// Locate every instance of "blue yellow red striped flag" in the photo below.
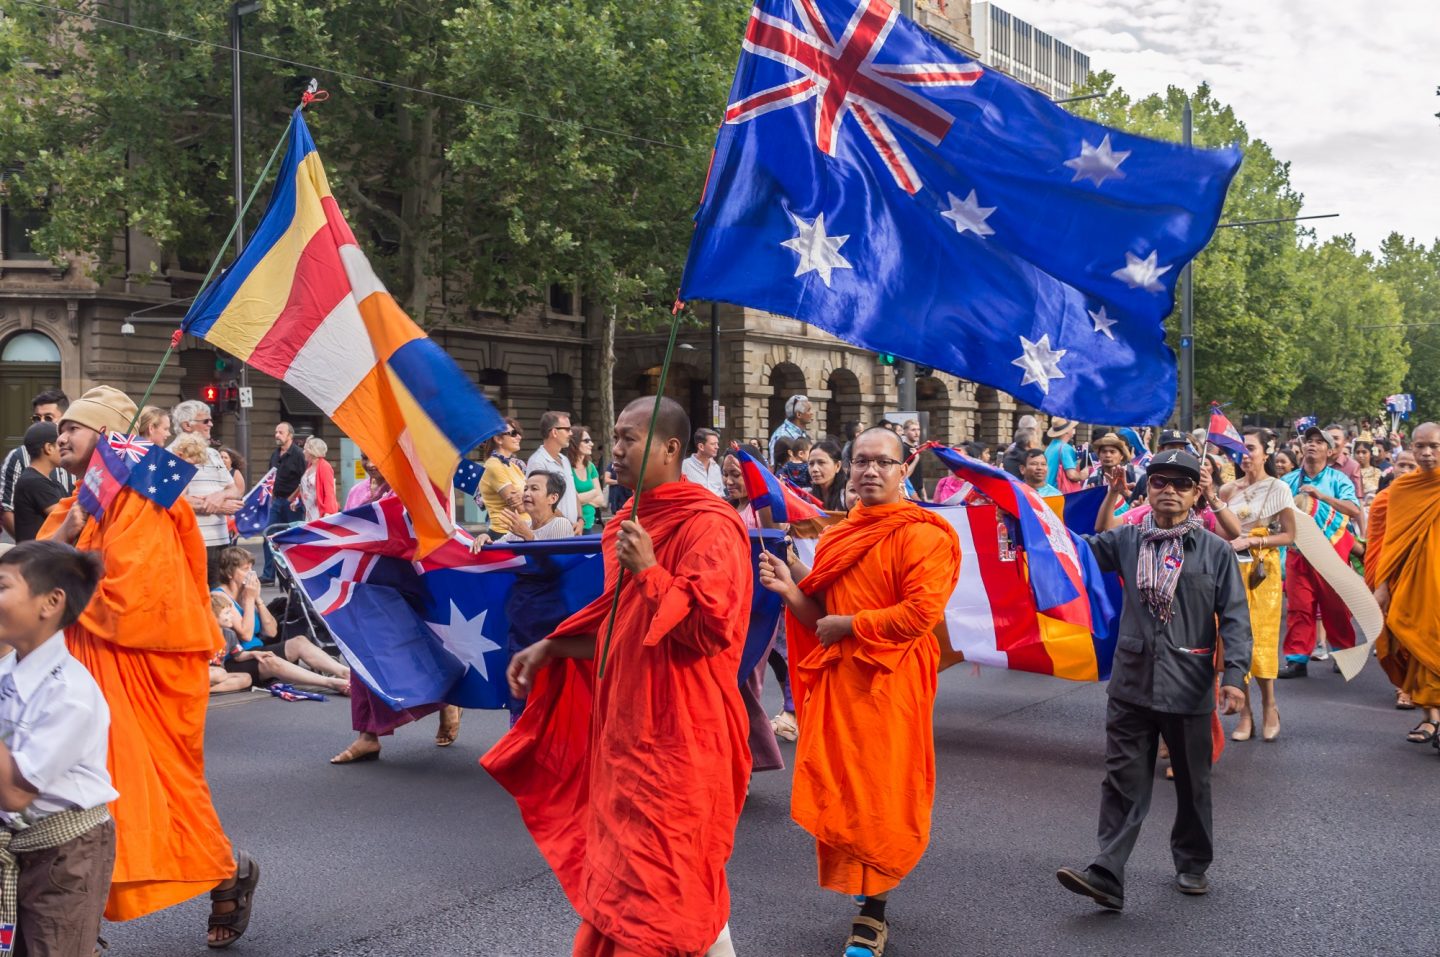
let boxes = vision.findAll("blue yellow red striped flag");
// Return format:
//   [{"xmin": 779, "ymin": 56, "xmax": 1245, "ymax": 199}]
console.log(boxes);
[{"xmin": 182, "ymin": 109, "xmax": 504, "ymax": 555}]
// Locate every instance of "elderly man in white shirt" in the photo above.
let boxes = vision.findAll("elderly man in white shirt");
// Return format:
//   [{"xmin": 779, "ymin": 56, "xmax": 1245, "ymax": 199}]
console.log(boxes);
[
  {"xmin": 682, "ymin": 428, "xmax": 725, "ymax": 497},
  {"xmin": 170, "ymin": 400, "xmax": 243, "ymax": 585}
]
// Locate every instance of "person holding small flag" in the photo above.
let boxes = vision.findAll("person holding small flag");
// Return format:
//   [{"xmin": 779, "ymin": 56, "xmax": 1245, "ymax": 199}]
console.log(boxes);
[
  {"xmin": 39, "ymin": 385, "xmax": 260, "ymax": 947},
  {"xmin": 759, "ymin": 427, "xmax": 960, "ymax": 957},
  {"xmin": 1057, "ymin": 449, "xmax": 1251, "ymax": 911}
]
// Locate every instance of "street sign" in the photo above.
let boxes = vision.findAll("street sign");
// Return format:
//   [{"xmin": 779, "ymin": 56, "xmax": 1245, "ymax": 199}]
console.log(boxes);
[
  {"xmin": 713, "ymin": 402, "xmax": 726, "ymax": 429},
  {"xmin": 238, "ymin": 387, "xmax": 254, "ymax": 409}
]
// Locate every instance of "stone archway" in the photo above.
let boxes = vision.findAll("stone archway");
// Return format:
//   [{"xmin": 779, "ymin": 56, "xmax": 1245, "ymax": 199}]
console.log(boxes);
[
  {"xmin": 975, "ymin": 386, "xmax": 1007, "ymax": 445},
  {"xmin": 0, "ymin": 330, "xmax": 61, "ymax": 453},
  {"xmin": 916, "ymin": 375, "xmax": 949, "ymax": 446},
  {"xmin": 825, "ymin": 367, "xmax": 862, "ymax": 441},
  {"xmin": 622, "ymin": 360, "xmax": 708, "ymax": 434},
  {"xmin": 767, "ymin": 361, "xmax": 808, "ymax": 436}
]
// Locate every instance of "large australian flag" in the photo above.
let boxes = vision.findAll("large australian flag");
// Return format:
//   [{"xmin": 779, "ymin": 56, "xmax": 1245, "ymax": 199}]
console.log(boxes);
[{"xmin": 680, "ymin": 0, "xmax": 1242, "ymax": 424}]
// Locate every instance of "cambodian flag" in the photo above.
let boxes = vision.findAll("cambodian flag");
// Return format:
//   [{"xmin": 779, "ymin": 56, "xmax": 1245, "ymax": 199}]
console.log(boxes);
[
  {"xmin": 77, "ymin": 435, "xmax": 130, "ymax": 519},
  {"xmin": 733, "ymin": 445, "xmax": 823, "ymax": 524},
  {"xmin": 1207, "ymin": 404, "xmax": 1246, "ymax": 462}
]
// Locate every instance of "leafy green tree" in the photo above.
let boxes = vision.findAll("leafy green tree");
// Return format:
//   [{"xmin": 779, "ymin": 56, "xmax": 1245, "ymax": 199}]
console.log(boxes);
[{"xmin": 1377, "ymin": 234, "xmax": 1440, "ymax": 419}]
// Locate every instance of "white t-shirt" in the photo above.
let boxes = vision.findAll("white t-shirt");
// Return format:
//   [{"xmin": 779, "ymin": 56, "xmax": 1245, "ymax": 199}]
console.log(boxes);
[
  {"xmin": 0, "ymin": 633, "xmax": 118, "ymax": 826},
  {"xmin": 682, "ymin": 455, "xmax": 725, "ymax": 497},
  {"xmin": 525, "ymin": 446, "xmax": 579, "ymax": 524},
  {"xmin": 171, "ymin": 442, "xmax": 233, "ymax": 547}
]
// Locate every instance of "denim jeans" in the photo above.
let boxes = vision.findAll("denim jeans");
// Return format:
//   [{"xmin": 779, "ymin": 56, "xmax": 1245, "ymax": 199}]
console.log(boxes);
[{"xmin": 260, "ymin": 497, "xmax": 303, "ymax": 581}]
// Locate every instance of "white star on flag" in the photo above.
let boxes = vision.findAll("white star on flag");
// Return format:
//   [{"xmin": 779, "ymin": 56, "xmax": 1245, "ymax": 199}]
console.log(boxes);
[
  {"xmin": 781, "ymin": 211, "xmax": 852, "ymax": 287},
  {"xmin": 166, "ymin": 459, "xmax": 176, "ymax": 468},
  {"xmin": 1012, "ymin": 334, "xmax": 1067, "ymax": 395},
  {"xmin": 148, "ymin": 486, "xmax": 157, "ymax": 494},
  {"xmin": 1112, "ymin": 251, "xmax": 1173, "ymax": 293},
  {"xmin": 1064, "ymin": 134, "xmax": 1131, "ymax": 187},
  {"xmin": 147, "ymin": 463, "xmax": 157, "ymax": 472},
  {"xmin": 940, "ymin": 190, "xmax": 995, "ymax": 238},
  {"xmin": 429, "ymin": 602, "xmax": 501, "ymax": 680},
  {"xmin": 171, "ymin": 473, "xmax": 181, "ymax": 481},
  {"xmin": 1088, "ymin": 305, "xmax": 1118, "ymax": 340}
]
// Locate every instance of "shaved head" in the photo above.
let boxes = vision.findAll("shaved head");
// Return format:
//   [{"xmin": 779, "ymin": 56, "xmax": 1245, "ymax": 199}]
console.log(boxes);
[
  {"xmin": 1412, "ymin": 422, "xmax": 1440, "ymax": 472},
  {"xmin": 850, "ymin": 428, "xmax": 907, "ymax": 506},
  {"xmin": 856, "ymin": 426, "xmax": 904, "ymax": 460},
  {"xmin": 613, "ymin": 396, "xmax": 689, "ymax": 491}
]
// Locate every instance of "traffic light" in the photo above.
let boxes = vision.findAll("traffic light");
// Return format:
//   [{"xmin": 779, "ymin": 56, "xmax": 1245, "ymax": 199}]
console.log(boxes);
[
  {"xmin": 201, "ymin": 383, "xmax": 219, "ymax": 404},
  {"xmin": 223, "ymin": 381, "xmax": 240, "ymax": 415},
  {"xmin": 877, "ymin": 353, "xmax": 897, "ymax": 366}
]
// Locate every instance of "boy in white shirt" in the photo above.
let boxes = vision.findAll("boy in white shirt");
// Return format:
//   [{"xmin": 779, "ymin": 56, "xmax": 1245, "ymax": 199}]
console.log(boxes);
[{"xmin": 0, "ymin": 539, "xmax": 117, "ymax": 956}]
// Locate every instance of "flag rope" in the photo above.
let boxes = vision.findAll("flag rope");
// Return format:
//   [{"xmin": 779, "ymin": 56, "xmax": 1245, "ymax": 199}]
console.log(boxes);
[
  {"xmin": 596, "ymin": 300, "xmax": 686, "ymax": 679},
  {"xmin": 123, "ymin": 110, "xmax": 297, "ymax": 433}
]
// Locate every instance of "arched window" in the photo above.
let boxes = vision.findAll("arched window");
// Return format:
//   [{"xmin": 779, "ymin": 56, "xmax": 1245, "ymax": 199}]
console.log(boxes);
[{"xmin": 0, "ymin": 331, "xmax": 61, "ymax": 363}]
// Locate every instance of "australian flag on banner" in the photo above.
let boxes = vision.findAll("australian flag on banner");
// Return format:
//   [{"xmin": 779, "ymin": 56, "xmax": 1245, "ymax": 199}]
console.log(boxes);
[
  {"xmin": 78, "ymin": 433, "xmax": 198, "ymax": 517},
  {"xmin": 273, "ymin": 497, "xmax": 786, "ymax": 709},
  {"xmin": 680, "ymin": 0, "xmax": 1241, "ymax": 425},
  {"xmin": 235, "ymin": 468, "xmax": 277, "ymax": 536}
]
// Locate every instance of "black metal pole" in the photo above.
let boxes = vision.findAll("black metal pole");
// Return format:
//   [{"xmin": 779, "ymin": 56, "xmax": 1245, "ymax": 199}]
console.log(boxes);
[
  {"xmin": 1178, "ymin": 99, "xmax": 1195, "ymax": 434},
  {"xmin": 231, "ymin": 3, "xmax": 255, "ymax": 461}
]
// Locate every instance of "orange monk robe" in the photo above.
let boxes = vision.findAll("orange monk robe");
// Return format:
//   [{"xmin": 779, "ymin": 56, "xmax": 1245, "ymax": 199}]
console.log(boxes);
[
  {"xmin": 40, "ymin": 488, "xmax": 235, "ymax": 921},
  {"xmin": 787, "ymin": 500, "xmax": 960, "ymax": 897},
  {"xmin": 483, "ymin": 482, "xmax": 753, "ymax": 957},
  {"xmin": 1370, "ymin": 470, "xmax": 1440, "ymax": 706}
]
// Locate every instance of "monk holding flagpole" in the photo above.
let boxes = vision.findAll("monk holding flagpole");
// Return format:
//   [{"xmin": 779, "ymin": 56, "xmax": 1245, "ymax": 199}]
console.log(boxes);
[
  {"xmin": 482, "ymin": 396, "xmax": 753, "ymax": 957},
  {"xmin": 759, "ymin": 427, "xmax": 960, "ymax": 957}
]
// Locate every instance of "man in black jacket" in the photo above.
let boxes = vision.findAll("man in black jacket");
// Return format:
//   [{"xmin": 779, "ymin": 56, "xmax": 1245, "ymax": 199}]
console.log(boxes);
[
  {"xmin": 1057, "ymin": 449, "xmax": 1251, "ymax": 910},
  {"xmin": 259, "ymin": 421, "xmax": 308, "ymax": 584}
]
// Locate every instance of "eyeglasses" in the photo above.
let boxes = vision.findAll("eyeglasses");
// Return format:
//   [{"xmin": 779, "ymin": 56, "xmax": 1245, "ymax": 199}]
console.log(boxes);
[
  {"xmin": 30, "ymin": 413, "xmax": 56, "ymax": 423},
  {"xmin": 503, "ymin": 429, "xmax": 523, "ymax": 438},
  {"xmin": 580, "ymin": 436, "xmax": 593, "ymax": 443},
  {"xmin": 553, "ymin": 426, "xmax": 572, "ymax": 434},
  {"xmin": 196, "ymin": 418, "xmax": 213, "ymax": 425},
  {"xmin": 851, "ymin": 456, "xmax": 905, "ymax": 473},
  {"xmin": 1148, "ymin": 474, "xmax": 1197, "ymax": 492}
]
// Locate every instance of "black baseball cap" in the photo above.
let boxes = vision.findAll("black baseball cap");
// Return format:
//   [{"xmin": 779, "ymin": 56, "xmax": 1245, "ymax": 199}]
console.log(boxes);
[
  {"xmin": 1146, "ymin": 449, "xmax": 1202, "ymax": 481},
  {"xmin": 1157, "ymin": 429, "xmax": 1189, "ymax": 449}
]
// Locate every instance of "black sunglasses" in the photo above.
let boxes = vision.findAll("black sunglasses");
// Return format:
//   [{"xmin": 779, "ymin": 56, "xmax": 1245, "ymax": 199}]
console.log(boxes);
[
  {"xmin": 1148, "ymin": 474, "xmax": 1197, "ymax": 492},
  {"xmin": 503, "ymin": 429, "xmax": 523, "ymax": 438}
]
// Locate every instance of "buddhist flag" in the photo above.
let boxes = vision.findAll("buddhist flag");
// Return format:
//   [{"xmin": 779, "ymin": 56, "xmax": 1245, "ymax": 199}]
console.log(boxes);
[{"xmin": 183, "ymin": 108, "xmax": 504, "ymax": 556}]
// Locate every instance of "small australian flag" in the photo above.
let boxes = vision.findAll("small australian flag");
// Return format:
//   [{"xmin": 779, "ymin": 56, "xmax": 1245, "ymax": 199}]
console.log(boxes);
[
  {"xmin": 128, "ymin": 447, "xmax": 198, "ymax": 509},
  {"xmin": 454, "ymin": 458, "xmax": 484, "ymax": 497}
]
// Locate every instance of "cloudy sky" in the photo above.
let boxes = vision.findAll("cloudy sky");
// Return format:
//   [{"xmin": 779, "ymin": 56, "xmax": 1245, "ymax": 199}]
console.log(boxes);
[{"xmin": 989, "ymin": 0, "xmax": 1439, "ymax": 252}]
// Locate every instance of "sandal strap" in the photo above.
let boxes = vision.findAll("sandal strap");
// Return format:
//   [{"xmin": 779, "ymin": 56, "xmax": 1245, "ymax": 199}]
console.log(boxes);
[{"xmin": 851, "ymin": 917, "xmax": 886, "ymax": 934}]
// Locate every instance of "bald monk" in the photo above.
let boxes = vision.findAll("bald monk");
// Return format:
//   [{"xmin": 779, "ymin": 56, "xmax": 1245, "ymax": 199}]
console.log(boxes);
[
  {"xmin": 759, "ymin": 427, "xmax": 960, "ymax": 957},
  {"xmin": 482, "ymin": 396, "xmax": 753, "ymax": 957},
  {"xmin": 1365, "ymin": 449, "xmax": 1418, "ymax": 709},
  {"xmin": 41, "ymin": 386, "xmax": 258, "ymax": 947},
  {"xmin": 1371, "ymin": 425, "xmax": 1440, "ymax": 744}
]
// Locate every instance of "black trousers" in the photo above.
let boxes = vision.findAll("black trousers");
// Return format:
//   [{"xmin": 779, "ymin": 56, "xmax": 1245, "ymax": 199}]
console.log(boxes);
[{"xmin": 1092, "ymin": 696, "xmax": 1214, "ymax": 885}]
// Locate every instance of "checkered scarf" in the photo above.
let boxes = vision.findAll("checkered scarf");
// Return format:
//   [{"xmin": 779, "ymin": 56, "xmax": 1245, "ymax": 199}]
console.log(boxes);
[
  {"xmin": 0, "ymin": 805, "xmax": 110, "ymax": 935},
  {"xmin": 1136, "ymin": 512, "xmax": 1202, "ymax": 623}
]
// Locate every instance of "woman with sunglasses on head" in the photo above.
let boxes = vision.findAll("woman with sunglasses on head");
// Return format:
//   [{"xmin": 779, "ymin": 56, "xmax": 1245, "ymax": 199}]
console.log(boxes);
[
  {"xmin": 565, "ymin": 426, "xmax": 605, "ymax": 533},
  {"xmin": 479, "ymin": 417, "xmax": 528, "ymax": 536},
  {"xmin": 1217, "ymin": 429, "xmax": 1296, "ymax": 741}
]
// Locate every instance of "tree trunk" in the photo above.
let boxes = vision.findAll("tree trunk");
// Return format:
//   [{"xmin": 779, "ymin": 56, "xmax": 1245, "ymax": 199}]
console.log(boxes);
[
  {"xmin": 599, "ymin": 300, "xmax": 616, "ymax": 443},
  {"xmin": 402, "ymin": 107, "xmax": 437, "ymax": 322}
]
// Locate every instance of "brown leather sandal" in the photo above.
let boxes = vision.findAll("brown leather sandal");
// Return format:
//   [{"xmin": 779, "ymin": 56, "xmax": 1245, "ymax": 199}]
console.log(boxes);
[
  {"xmin": 330, "ymin": 743, "xmax": 380, "ymax": 764},
  {"xmin": 844, "ymin": 916, "xmax": 888, "ymax": 956},
  {"xmin": 208, "ymin": 851, "xmax": 260, "ymax": 948}
]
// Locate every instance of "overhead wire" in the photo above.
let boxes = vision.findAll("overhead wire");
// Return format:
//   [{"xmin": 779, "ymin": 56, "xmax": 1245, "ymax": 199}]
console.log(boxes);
[{"xmin": 5, "ymin": 0, "xmax": 703, "ymax": 152}]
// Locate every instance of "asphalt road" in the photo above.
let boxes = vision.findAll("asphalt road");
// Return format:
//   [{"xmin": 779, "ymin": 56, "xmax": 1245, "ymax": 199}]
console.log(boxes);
[{"xmin": 104, "ymin": 657, "xmax": 1440, "ymax": 957}]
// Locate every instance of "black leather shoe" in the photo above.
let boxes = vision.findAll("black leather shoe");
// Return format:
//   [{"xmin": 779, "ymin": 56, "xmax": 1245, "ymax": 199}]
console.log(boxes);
[
  {"xmin": 1277, "ymin": 659, "xmax": 1308, "ymax": 679},
  {"xmin": 1057, "ymin": 866, "xmax": 1124, "ymax": 910},
  {"xmin": 1176, "ymin": 872, "xmax": 1209, "ymax": 895}
]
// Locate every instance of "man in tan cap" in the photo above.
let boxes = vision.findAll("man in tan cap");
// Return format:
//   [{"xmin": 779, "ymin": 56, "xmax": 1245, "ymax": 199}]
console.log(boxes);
[
  {"xmin": 1045, "ymin": 418, "xmax": 1084, "ymax": 492},
  {"xmin": 41, "ymin": 386, "xmax": 260, "ymax": 947}
]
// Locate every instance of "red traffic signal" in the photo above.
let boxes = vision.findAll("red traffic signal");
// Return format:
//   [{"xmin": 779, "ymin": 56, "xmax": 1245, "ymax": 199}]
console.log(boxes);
[{"xmin": 202, "ymin": 384, "xmax": 219, "ymax": 403}]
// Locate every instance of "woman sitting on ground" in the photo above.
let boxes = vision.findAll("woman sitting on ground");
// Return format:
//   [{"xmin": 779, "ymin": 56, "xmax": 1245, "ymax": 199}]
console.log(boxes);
[{"xmin": 212, "ymin": 545, "xmax": 350, "ymax": 694}]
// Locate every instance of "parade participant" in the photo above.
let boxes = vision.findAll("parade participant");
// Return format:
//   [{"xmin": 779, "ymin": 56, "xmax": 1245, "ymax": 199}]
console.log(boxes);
[
  {"xmin": 1370, "ymin": 423, "xmax": 1440, "ymax": 745},
  {"xmin": 682, "ymin": 428, "xmax": 725, "ymax": 497},
  {"xmin": 1354, "ymin": 442, "xmax": 1382, "ymax": 501},
  {"xmin": 776, "ymin": 435, "xmax": 814, "ymax": 489},
  {"xmin": 344, "ymin": 451, "xmax": 390, "ymax": 510},
  {"xmin": 478, "ymin": 417, "xmax": 527, "ymax": 534},
  {"xmin": 40, "ymin": 385, "xmax": 259, "ymax": 946},
  {"xmin": 1001, "ymin": 427, "xmax": 1038, "ymax": 478},
  {"xmin": 0, "ymin": 541, "xmax": 117, "ymax": 956},
  {"xmin": 1218, "ymin": 429, "xmax": 1296, "ymax": 741},
  {"xmin": 1085, "ymin": 432, "xmax": 1140, "ymax": 490},
  {"xmin": 1278, "ymin": 426, "xmax": 1362, "ymax": 678},
  {"xmin": 1325, "ymin": 424, "xmax": 1364, "ymax": 490},
  {"xmin": 527, "ymin": 411, "xmax": 582, "ymax": 531},
  {"xmin": 769, "ymin": 394, "xmax": 813, "ymax": 466},
  {"xmin": 485, "ymin": 396, "xmax": 753, "ymax": 957},
  {"xmin": 808, "ymin": 439, "xmax": 850, "ymax": 511},
  {"xmin": 10, "ymin": 422, "xmax": 64, "ymax": 543},
  {"xmin": 1022, "ymin": 448, "xmax": 1062, "ymax": 496},
  {"xmin": 1044, "ymin": 418, "xmax": 1084, "ymax": 491},
  {"xmin": 759, "ymin": 427, "xmax": 961, "ymax": 957},
  {"xmin": 1379, "ymin": 448, "xmax": 1417, "ymax": 492},
  {"xmin": 1, "ymin": 389, "xmax": 71, "ymax": 541},
  {"xmin": 1272, "ymin": 448, "xmax": 1298, "ymax": 479},
  {"xmin": 1057, "ymin": 450, "xmax": 1251, "ymax": 911}
]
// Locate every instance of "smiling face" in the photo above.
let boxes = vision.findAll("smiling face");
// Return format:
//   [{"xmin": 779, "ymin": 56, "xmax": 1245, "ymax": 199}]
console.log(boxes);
[
  {"xmin": 849, "ymin": 431, "xmax": 905, "ymax": 506},
  {"xmin": 1022, "ymin": 451, "xmax": 1048, "ymax": 486},
  {"xmin": 521, "ymin": 473, "xmax": 559, "ymax": 520},
  {"xmin": 0, "ymin": 564, "xmax": 63, "ymax": 645},
  {"xmin": 55, "ymin": 421, "xmax": 100, "ymax": 477},
  {"xmin": 721, "ymin": 454, "xmax": 746, "ymax": 504}
]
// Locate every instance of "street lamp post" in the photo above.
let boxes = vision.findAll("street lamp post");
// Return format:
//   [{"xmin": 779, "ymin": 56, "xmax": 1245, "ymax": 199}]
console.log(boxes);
[
  {"xmin": 1178, "ymin": 99, "xmax": 1195, "ymax": 434},
  {"xmin": 231, "ymin": 1, "xmax": 260, "ymax": 463},
  {"xmin": 710, "ymin": 302, "xmax": 721, "ymax": 429},
  {"xmin": 895, "ymin": 0, "xmax": 918, "ymax": 416}
]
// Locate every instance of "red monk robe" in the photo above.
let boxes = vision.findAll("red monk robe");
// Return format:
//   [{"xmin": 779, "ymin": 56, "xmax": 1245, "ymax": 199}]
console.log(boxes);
[
  {"xmin": 787, "ymin": 500, "xmax": 960, "ymax": 896},
  {"xmin": 41, "ymin": 487, "xmax": 236, "ymax": 920},
  {"xmin": 482, "ymin": 481, "xmax": 752, "ymax": 957}
]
